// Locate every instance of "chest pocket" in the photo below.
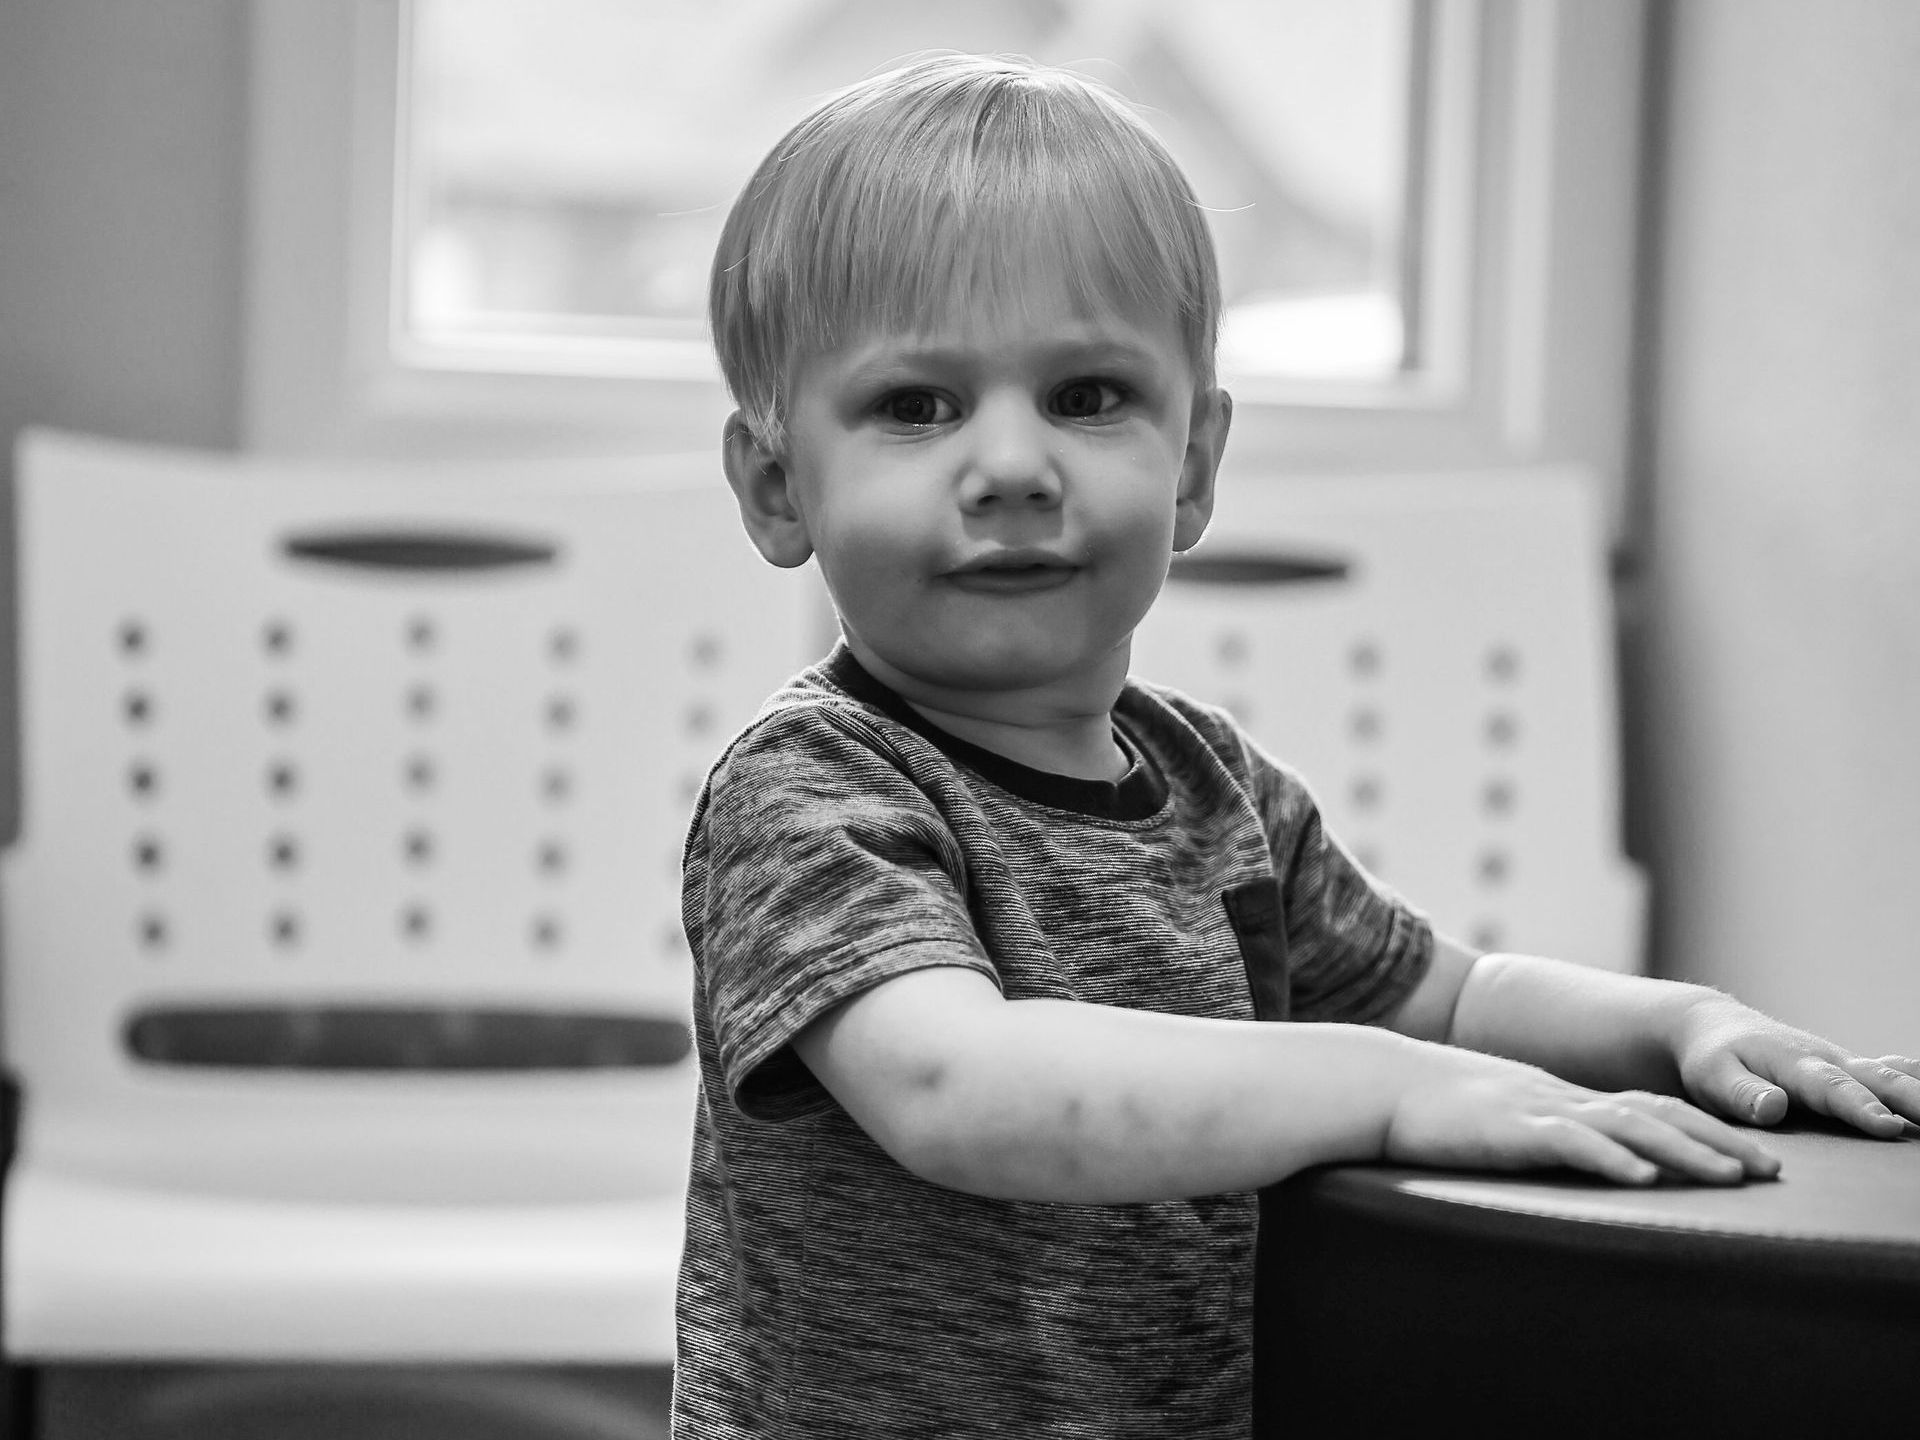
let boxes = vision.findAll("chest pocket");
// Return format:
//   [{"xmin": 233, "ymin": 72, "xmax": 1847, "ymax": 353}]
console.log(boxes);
[{"xmin": 1224, "ymin": 879, "xmax": 1290, "ymax": 1022}]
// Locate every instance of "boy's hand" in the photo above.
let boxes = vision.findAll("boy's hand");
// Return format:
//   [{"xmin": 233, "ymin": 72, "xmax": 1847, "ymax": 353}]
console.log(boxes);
[
  {"xmin": 1670, "ymin": 995, "xmax": 1920, "ymax": 1139},
  {"xmin": 1384, "ymin": 1050, "xmax": 1780, "ymax": 1185}
]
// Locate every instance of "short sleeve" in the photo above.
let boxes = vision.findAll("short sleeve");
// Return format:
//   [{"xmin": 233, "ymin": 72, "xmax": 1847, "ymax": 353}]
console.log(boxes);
[
  {"xmin": 688, "ymin": 703, "xmax": 998, "ymax": 1121},
  {"xmin": 1239, "ymin": 732, "xmax": 1434, "ymax": 1025}
]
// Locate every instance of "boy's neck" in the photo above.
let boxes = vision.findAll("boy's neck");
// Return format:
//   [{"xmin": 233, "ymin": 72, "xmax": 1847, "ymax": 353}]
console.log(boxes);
[
  {"xmin": 846, "ymin": 641, "xmax": 1131, "ymax": 783},
  {"xmin": 906, "ymin": 697, "xmax": 1128, "ymax": 783}
]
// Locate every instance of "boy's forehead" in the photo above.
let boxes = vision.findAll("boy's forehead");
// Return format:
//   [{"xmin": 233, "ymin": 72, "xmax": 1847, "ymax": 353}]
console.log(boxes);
[{"xmin": 832, "ymin": 246, "xmax": 1183, "ymax": 358}]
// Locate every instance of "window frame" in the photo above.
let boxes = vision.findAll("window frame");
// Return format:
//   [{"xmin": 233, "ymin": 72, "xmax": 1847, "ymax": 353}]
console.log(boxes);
[{"xmin": 245, "ymin": 0, "xmax": 1646, "ymax": 523}]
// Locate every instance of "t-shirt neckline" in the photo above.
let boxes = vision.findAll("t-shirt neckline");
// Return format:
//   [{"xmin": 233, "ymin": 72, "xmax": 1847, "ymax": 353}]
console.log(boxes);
[{"xmin": 820, "ymin": 645, "xmax": 1169, "ymax": 821}]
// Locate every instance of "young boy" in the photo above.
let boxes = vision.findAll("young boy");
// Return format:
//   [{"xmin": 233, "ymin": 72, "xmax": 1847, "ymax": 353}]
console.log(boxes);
[{"xmin": 675, "ymin": 53, "xmax": 1918, "ymax": 1437}]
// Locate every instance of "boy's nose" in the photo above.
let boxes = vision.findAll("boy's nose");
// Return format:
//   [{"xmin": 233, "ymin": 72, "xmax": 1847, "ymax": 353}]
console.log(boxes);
[{"xmin": 957, "ymin": 397, "xmax": 1061, "ymax": 512}]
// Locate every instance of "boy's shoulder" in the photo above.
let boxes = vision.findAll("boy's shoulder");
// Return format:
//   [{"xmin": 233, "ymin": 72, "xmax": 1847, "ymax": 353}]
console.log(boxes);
[
  {"xmin": 1119, "ymin": 672, "xmax": 1262, "ymax": 770},
  {"xmin": 724, "ymin": 649, "xmax": 921, "ymax": 759},
  {"xmin": 694, "ymin": 649, "xmax": 944, "ymax": 810},
  {"xmin": 1120, "ymin": 672, "xmax": 1239, "ymax": 737},
  {"xmin": 1120, "ymin": 673, "xmax": 1325, "ymax": 821}
]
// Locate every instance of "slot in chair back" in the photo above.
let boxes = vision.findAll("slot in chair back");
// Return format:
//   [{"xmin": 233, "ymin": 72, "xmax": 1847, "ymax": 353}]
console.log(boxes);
[
  {"xmin": 1133, "ymin": 467, "xmax": 1645, "ymax": 972},
  {"xmin": 1, "ymin": 430, "xmax": 816, "ymax": 1363}
]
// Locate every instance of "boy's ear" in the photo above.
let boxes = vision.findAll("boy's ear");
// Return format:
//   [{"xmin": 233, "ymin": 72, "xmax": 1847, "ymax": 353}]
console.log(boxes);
[
  {"xmin": 722, "ymin": 413, "xmax": 815, "ymax": 569},
  {"xmin": 1173, "ymin": 387, "xmax": 1232, "ymax": 553}
]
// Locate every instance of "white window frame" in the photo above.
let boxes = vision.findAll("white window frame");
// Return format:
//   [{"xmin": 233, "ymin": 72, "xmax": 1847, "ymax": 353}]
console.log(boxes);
[{"xmin": 244, "ymin": 0, "xmax": 1646, "ymax": 524}]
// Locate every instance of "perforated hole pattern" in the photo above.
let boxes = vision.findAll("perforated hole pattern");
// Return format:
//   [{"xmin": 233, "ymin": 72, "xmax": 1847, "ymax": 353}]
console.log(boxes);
[
  {"xmin": 113, "ymin": 611, "xmax": 631, "ymax": 964},
  {"xmin": 1187, "ymin": 626, "xmax": 1541, "ymax": 948},
  {"xmin": 1472, "ymin": 641, "xmax": 1526, "ymax": 949}
]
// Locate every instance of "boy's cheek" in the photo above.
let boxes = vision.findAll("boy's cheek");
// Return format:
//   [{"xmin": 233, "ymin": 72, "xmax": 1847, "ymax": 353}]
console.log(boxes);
[{"xmin": 809, "ymin": 535, "xmax": 912, "ymax": 612}]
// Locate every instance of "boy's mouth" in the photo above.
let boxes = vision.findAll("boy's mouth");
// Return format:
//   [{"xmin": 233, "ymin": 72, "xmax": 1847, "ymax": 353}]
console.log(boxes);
[{"xmin": 945, "ymin": 550, "xmax": 1081, "ymax": 594}]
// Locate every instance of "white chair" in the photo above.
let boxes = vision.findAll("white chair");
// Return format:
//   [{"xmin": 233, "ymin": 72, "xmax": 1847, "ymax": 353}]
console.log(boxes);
[
  {"xmin": 0, "ymin": 429, "xmax": 817, "ymax": 1372},
  {"xmin": 1133, "ymin": 466, "xmax": 1645, "ymax": 973}
]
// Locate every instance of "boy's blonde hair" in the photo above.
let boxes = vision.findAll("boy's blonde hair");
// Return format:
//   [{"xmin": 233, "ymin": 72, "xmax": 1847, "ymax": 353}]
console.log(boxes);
[{"xmin": 709, "ymin": 53, "xmax": 1221, "ymax": 455}]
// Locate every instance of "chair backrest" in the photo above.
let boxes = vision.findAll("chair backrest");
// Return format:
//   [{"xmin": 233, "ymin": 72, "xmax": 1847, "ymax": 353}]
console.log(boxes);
[
  {"xmin": 1132, "ymin": 466, "xmax": 1645, "ymax": 972},
  {"xmin": 2, "ymin": 428, "xmax": 818, "ymax": 1206}
]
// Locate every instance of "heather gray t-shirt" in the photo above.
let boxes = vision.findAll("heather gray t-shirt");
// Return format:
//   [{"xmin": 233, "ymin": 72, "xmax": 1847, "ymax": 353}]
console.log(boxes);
[{"xmin": 672, "ymin": 645, "xmax": 1432, "ymax": 1438}]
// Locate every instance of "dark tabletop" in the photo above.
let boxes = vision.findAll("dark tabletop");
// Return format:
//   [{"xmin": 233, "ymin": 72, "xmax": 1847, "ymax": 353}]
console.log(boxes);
[{"xmin": 1256, "ymin": 1118, "xmax": 1919, "ymax": 1434}]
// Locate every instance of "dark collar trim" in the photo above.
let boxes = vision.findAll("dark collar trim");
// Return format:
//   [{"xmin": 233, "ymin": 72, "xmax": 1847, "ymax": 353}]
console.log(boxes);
[{"xmin": 820, "ymin": 645, "xmax": 1168, "ymax": 822}]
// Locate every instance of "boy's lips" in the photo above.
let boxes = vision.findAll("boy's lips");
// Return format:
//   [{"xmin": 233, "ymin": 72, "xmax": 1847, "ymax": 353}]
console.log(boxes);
[{"xmin": 944, "ymin": 549, "xmax": 1082, "ymax": 594}]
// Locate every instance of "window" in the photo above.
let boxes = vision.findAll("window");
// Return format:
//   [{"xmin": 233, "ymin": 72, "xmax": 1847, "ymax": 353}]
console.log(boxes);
[
  {"xmin": 246, "ymin": 0, "xmax": 1646, "ymax": 519},
  {"xmin": 400, "ymin": 0, "xmax": 1420, "ymax": 389}
]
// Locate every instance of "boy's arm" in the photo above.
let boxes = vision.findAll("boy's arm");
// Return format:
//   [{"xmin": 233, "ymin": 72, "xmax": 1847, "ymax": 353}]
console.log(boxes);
[
  {"xmin": 791, "ymin": 963, "xmax": 1777, "ymax": 1204},
  {"xmin": 1384, "ymin": 937, "xmax": 1920, "ymax": 1138}
]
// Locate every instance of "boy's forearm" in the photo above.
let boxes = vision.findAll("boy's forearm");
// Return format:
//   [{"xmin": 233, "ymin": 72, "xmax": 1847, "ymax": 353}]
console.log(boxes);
[
  {"xmin": 1447, "ymin": 951, "xmax": 1717, "ymax": 1093},
  {"xmin": 904, "ymin": 999, "xmax": 1437, "ymax": 1202}
]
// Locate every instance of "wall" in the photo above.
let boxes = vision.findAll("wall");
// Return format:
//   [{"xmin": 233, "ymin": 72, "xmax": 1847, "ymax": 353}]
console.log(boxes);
[
  {"xmin": 0, "ymin": 0, "xmax": 251, "ymax": 841},
  {"xmin": 1640, "ymin": 0, "xmax": 1920, "ymax": 1053}
]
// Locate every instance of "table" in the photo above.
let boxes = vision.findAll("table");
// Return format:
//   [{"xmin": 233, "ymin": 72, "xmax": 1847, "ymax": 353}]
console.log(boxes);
[{"xmin": 1256, "ymin": 1117, "xmax": 1919, "ymax": 1433}]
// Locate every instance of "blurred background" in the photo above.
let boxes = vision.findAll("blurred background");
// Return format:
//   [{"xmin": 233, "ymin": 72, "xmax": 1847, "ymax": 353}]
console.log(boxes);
[
  {"xmin": 1, "ymin": 0, "xmax": 1918, "ymax": 1429},
  {"xmin": 4, "ymin": 0, "xmax": 1911, "ymax": 1048}
]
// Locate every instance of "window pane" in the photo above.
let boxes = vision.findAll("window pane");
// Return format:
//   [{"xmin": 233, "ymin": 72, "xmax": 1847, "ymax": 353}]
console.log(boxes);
[{"xmin": 402, "ymin": 0, "xmax": 1417, "ymax": 382}]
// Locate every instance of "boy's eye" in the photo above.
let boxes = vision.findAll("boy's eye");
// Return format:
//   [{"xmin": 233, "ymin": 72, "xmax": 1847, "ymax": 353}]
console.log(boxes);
[
  {"xmin": 1051, "ymin": 379, "xmax": 1126, "ymax": 419},
  {"xmin": 878, "ymin": 390, "xmax": 954, "ymax": 427}
]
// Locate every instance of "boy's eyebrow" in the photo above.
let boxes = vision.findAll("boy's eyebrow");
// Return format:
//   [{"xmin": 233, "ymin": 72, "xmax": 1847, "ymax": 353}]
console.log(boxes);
[{"xmin": 842, "ymin": 336, "xmax": 1171, "ymax": 381}]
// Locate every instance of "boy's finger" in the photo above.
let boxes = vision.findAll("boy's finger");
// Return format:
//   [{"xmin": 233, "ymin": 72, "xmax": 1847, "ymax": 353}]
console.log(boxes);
[
  {"xmin": 1622, "ymin": 1094, "xmax": 1781, "ymax": 1177},
  {"xmin": 1849, "ymin": 1055, "xmax": 1920, "ymax": 1126},
  {"xmin": 1686, "ymin": 1051, "xmax": 1788, "ymax": 1126},
  {"xmin": 1532, "ymin": 1116, "xmax": 1658, "ymax": 1187},
  {"xmin": 1784, "ymin": 1056, "xmax": 1910, "ymax": 1137},
  {"xmin": 1597, "ymin": 1106, "xmax": 1748, "ymax": 1184}
]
